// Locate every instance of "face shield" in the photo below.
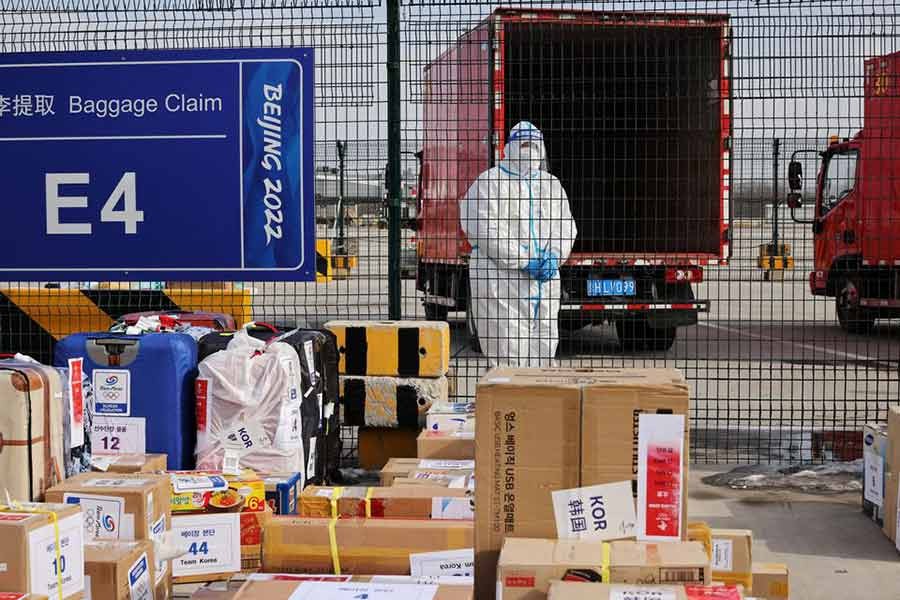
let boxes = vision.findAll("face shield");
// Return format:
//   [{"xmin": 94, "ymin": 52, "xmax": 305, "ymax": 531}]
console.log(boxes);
[{"xmin": 504, "ymin": 122, "xmax": 547, "ymax": 176}]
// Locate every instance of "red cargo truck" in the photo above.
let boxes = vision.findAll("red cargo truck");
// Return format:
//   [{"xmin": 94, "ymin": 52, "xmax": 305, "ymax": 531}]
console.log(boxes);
[
  {"xmin": 416, "ymin": 8, "xmax": 732, "ymax": 351},
  {"xmin": 787, "ymin": 51, "xmax": 900, "ymax": 333}
]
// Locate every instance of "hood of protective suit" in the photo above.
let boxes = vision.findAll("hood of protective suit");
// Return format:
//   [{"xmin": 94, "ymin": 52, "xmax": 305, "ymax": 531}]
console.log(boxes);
[{"xmin": 502, "ymin": 121, "xmax": 546, "ymax": 177}]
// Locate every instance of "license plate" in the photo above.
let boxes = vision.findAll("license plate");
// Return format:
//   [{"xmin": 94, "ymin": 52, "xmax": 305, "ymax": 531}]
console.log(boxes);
[{"xmin": 587, "ymin": 278, "xmax": 636, "ymax": 297}]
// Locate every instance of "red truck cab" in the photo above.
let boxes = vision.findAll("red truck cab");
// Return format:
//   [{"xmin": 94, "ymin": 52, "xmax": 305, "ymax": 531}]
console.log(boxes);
[{"xmin": 788, "ymin": 51, "xmax": 900, "ymax": 332}]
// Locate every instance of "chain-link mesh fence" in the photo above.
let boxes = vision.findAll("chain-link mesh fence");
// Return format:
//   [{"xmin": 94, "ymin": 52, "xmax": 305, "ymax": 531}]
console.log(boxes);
[{"xmin": 1, "ymin": 0, "xmax": 898, "ymax": 464}]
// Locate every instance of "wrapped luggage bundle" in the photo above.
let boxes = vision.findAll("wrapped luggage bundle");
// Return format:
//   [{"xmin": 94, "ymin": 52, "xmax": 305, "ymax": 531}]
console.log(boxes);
[{"xmin": 195, "ymin": 329, "xmax": 306, "ymax": 474}]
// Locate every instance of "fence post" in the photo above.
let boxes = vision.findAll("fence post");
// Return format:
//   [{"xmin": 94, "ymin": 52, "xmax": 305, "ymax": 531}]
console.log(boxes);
[{"xmin": 386, "ymin": 0, "xmax": 403, "ymax": 320}]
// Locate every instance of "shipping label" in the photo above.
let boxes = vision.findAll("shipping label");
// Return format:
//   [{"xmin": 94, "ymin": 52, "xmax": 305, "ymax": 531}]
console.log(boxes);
[
  {"xmin": 637, "ymin": 414, "xmax": 685, "ymax": 541},
  {"xmin": 84, "ymin": 477, "xmax": 151, "ymax": 488},
  {"xmin": 430, "ymin": 497, "xmax": 474, "ymax": 521},
  {"xmin": 711, "ymin": 539, "xmax": 733, "ymax": 572},
  {"xmin": 91, "ymin": 416, "xmax": 146, "ymax": 454},
  {"xmin": 27, "ymin": 513, "xmax": 84, "ymax": 599},
  {"xmin": 409, "ymin": 548, "xmax": 474, "ymax": 577},
  {"xmin": 67, "ymin": 358, "xmax": 85, "ymax": 448},
  {"xmin": 684, "ymin": 585, "xmax": 743, "ymax": 599},
  {"xmin": 128, "ymin": 552, "xmax": 153, "ymax": 600},
  {"xmin": 170, "ymin": 474, "xmax": 228, "ymax": 494},
  {"xmin": 92, "ymin": 369, "xmax": 131, "ymax": 415},
  {"xmin": 369, "ymin": 576, "xmax": 473, "ymax": 586},
  {"xmin": 552, "ymin": 481, "xmax": 636, "ymax": 541},
  {"xmin": 417, "ymin": 459, "xmax": 474, "ymax": 470},
  {"xmin": 63, "ymin": 493, "xmax": 124, "ymax": 540},
  {"xmin": 171, "ymin": 513, "xmax": 241, "ymax": 577},
  {"xmin": 610, "ymin": 587, "xmax": 678, "ymax": 600},
  {"xmin": 151, "ymin": 514, "xmax": 169, "ymax": 582},
  {"xmin": 288, "ymin": 582, "xmax": 439, "ymax": 600}
]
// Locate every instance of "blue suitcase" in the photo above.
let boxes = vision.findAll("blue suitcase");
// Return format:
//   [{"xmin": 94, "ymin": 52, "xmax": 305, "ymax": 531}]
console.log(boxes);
[{"xmin": 54, "ymin": 332, "xmax": 198, "ymax": 470}]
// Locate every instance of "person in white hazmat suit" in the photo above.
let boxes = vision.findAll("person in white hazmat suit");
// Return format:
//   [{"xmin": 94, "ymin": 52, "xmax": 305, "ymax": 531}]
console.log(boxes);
[{"xmin": 460, "ymin": 121, "xmax": 577, "ymax": 367}]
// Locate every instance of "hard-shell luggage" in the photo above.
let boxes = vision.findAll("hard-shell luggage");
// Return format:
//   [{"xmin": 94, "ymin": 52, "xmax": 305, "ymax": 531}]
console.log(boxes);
[
  {"xmin": 324, "ymin": 320, "xmax": 451, "ymax": 378},
  {"xmin": 118, "ymin": 310, "xmax": 236, "ymax": 331},
  {"xmin": 197, "ymin": 323, "xmax": 341, "ymax": 483},
  {"xmin": 0, "ymin": 360, "xmax": 66, "ymax": 500},
  {"xmin": 54, "ymin": 332, "xmax": 198, "ymax": 470}
]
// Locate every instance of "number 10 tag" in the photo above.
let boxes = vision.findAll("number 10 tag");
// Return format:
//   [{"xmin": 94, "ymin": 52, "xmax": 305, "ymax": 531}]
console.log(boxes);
[{"xmin": 91, "ymin": 416, "xmax": 147, "ymax": 454}]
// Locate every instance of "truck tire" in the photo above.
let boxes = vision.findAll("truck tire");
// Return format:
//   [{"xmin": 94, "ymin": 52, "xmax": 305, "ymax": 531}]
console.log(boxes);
[
  {"xmin": 424, "ymin": 303, "xmax": 449, "ymax": 322},
  {"xmin": 836, "ymin": 277, "xmax": 875, "ymax": 334},
  {"xmin": 616, "ymin": 318, "xmax": 677, "ymax": 352}
]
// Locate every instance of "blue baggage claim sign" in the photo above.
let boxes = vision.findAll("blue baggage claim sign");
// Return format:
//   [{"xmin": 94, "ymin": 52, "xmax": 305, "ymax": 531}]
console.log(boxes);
[{"xmin": 0, "ymin": 48, "xmax": 315, "ymax": 281}]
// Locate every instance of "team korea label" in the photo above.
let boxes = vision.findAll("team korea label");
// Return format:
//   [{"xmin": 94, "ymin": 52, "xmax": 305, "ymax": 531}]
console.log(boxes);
[{"xmin": 171, "ymin": 513, "xmax": 241, "ymax": 577}]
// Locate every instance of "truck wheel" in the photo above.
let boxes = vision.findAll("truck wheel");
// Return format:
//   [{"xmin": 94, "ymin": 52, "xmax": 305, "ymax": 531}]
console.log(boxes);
[
  {"xmin": 836, "ymin": 277, "xmax": 875, "ymax": 334},
  {"xmin": 616, "ymin": 319, "xmax": 676, "ymax": 352},
  {"xmin": 424, "ymin": 303, "xmax": 449, "ymax": 322}
]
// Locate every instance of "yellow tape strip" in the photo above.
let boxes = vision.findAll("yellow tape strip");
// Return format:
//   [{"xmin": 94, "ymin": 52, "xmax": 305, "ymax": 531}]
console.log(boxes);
[
  {"xmin": 601, "ymin": 542, "xmax": 610, "ymax": 583},
  {"xmin": 365, "ymin": 487, "xmax": 374, "ymax": 518},
  {"xmin": 1, "ymin": 503, "xmax": 64, "ymax": 600},
  {"xmin": 328, "ymin": 517, "xmax": 342, "ymax": 575},
  {"xmin": 330, "ymin": 486, "xmax": 344, "ymax": 519}
]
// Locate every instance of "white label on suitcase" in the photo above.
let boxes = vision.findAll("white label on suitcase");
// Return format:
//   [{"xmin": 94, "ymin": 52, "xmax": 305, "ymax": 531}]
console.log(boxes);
[
  {"xmin": 92, "ymin": 369, "xmax": 131, "ymax": 415},
  {"xmin": 62, "ymin": 493, "xmax": 124, "ymax": 540},
  {"xmin": 171, "ymin": 513, "xmax": 241, "ymax": 577},
  {"xmin": 28, "ymin": 512, "xmax": 84, "ymax": 599},
  {"xmin": 307, "ymin": 436, "xmax": 317, "ymax": 479},
  {"xmin": 91, "ymin": 416, "xmax": 146, "ymax": 454},
  {"xmin": 303, "ymin": 340, "xmax": 319, "ymax": 387},
  {"xmin": 128, "ymin": 552, "xmax": 153, "ymax": 600}
]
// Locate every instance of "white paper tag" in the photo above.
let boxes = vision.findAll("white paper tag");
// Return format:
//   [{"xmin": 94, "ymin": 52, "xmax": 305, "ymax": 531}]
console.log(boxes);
[
  {"xmin": 409, "ymin": 548, "xmax": 474, "ymax": 577},
  {"xmin": 28, "ymin": 512, "xmax": 85, "ymax": 599},
  {"xmin": 120, "ymin": 513, "xmax": 135, "ymax": 540},
  {"xmin": 92, "ymin": 369, "xmax": 132, "ymax": 415},
  {"xmin": 712, "ymin": 538, "xmax": 734, "ymax": 572},
  {"xmin": 223, "ymin": 420, "xmax": 270, "ymax": 453},
  {"xmin": 430, "ymin": 497, "xmax": 474, "ymax": 520},
  {"xmin": 91, "ymin": 416, "xmax": 147, "ymax": 455},
  {"xmin": 170, "ymin": 474, "xmax": 228, "ymax": 494},
  {"xmin": 552, "ymin": 481, "xmax": 636, "ymax": 541},
  {"xmin": 610, "ymin": 586, "xmax": 678, "ymax": 600},
  {"xmin": 417, "ymin": 459, "xmax": 474, "ymax": 470},
  {"xmin": 222, "ymin": 450, "xmax": 241, "ymax": 476},
  {"xmin": 67, "ymin": 357, "xmax": 85, "ymax": 448},
  {"xmin": 304, "ymin": 340, "xmax": 318, "ymax": 387},
  {"xmin": 151, "ymin": 514, "xmax": 169, "ymax": 582},
  {"xmin": 864, "ymin": 452, "xmax": 885, "ymax": 506},
  {"xmin": 637, "ymin": 414, "xmax": 685, "ymax": 541},
  {"xmin": 128, "ymin": 552, "xmax": 153, "ymax": 600},
  {"xmin": 369, "ymin": 576, "xmax": 473, "ymax": 586},
  {"xmin": 171, "ymin": 513, "xmax": 242, "ymax": 577},
  {"xmin": 307, "ymin": 436, "xmax": 318, "ymax": 480},
  {"xmin": 84, "ymin": 477, "xmax": 150, "ymax": 488},
  {"xmin": 89, "ymin": 456, "xmax": 118, "ymax": 472},
  {"xmin": 289, "ymin": 582, "xmax": 439, "ymax": 600},
  {"xmin": 274, "ymin": 403, "xmax": 303, "ymax": 450},
  {"xmin": 63, "ymin": 493, "xmax": 124, "ymax": 540}
]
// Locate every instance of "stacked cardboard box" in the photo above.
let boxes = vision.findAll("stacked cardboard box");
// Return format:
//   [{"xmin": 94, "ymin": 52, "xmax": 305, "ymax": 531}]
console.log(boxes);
[
  {"xmin": 380, "ymin": 458, "xmax": 474, "ymax": 487},
  {"xmin": 547, "ymin": 582, "xmax": 744, "ymax": 600},
  {"xmin": 232, "ymin": 578, "xmax": 473, "ymax": 600},
  {"xmin": 90, "ymin": 453, "xmax": 168, "ymax": 474},
  {"xmin": 84, "ymin": 540, "xmax": 158, "ymax": 600},
  {"xmin": 882, "ymin": 406, "xmax": 900, "ymax": 546},
  {"xmin": 299, "ymin": 485, "xmax": 472, "ymax": 520}
]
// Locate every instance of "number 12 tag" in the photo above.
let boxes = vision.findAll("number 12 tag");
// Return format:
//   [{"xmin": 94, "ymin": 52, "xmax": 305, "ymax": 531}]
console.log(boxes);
[{"xmin": 90, "ymin": 416, "xmax": 147, "ymax": 454}]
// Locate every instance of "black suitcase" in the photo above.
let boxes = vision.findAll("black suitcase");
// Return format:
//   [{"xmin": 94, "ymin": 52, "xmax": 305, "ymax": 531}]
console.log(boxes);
[{"xmin": 198, "ymin": 323, "xmax": 341, "ymax": 484}]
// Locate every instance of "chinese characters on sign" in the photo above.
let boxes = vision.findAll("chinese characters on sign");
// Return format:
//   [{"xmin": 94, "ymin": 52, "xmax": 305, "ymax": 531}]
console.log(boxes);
[{"xmin": 552, "ymin": 481, "xmax": 636, "ymax": 541}]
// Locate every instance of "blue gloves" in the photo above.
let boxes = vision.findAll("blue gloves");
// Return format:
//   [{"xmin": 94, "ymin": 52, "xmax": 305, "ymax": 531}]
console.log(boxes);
[{"xmin": 523, "ymin": 250, "xmax": 560, "ymax": 282}]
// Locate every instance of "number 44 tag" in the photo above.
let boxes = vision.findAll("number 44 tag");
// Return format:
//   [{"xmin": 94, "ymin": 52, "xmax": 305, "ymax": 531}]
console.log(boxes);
[{"xmin": 91, "ymin": 416, "xmax": 147, "ymax": 455}]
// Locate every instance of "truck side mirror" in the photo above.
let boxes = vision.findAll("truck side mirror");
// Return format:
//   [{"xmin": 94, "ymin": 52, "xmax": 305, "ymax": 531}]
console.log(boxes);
[
  {"xmin": 786, "ymin": 193, "xmax": 802, "ymax": 210},
  {"xmin": 788, "ymin": 161, "xmax": 803, "ymax": 191}
]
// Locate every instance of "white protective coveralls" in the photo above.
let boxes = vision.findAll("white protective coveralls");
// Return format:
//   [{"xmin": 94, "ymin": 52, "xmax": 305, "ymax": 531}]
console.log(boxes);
[{"xmin": 460, "ymin": 121, "xmax": 577, "ymax": 367}]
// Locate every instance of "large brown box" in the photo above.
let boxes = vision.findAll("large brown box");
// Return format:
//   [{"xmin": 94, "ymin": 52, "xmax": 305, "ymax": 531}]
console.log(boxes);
[
  {"xmin": 359, "ymin": 427, "xmax": 420, "ymax": 470},
  {"xmin": 0, "ymin": 503, "xmax": 85, "ymax": 600},
  {"xmin": 45, "ymin": 472, "xmax": 171, "ymax": 542},
  {"xmin": 299, "ymin": 485, "xmax": 471, "ymax": 519},
  {"xmin": 417, "ymin": 431, "xmax": 475, "ymax": 460},
  {"xmin": 96, "ymin": 453, "xmax": 168, "ymax": 474},
  {"xmin": 380, "ymin": 458, "xmax": 473, "ymax": 486},
  {"xmin": 751, "ymin": 563, "xmax": 789, "ymax": 600},
  {"xmin": 261, "ymin": 517, "xmax": 473, "ymax": 575},
  {"xmin": 883, "ymin": 405, "xmax": 900, "ymax": 543},
  {"xmin": 475, "ymin": 368, "xmax": 690, "ymax": 600},
  {"xmin": 710, "ymin": 529, "xmax": 753, "ymax": 590},
  {"xmin": 84, "ymin": 540, "xmax": 156, "ymax": 600},
  {"xmin": 497, "ymin": 538, "xmax": 709, "ymax": 600},
  {"xmin": 233, "ymin": 579, "xmax": 473, "ymax": 600}
]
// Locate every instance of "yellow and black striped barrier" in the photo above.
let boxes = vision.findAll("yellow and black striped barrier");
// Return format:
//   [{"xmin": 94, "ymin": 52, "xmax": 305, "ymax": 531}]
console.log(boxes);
[
  {"xmin": 324, "ymin": 320, "xmax": 450, "ymax": 378},
  {"xmin": 758, "ymin": 243, "xmax": 795, "ymax": 271},
  {"xmin": 0, "ymin": 286, "xmax": 252, "ymax": 363}
]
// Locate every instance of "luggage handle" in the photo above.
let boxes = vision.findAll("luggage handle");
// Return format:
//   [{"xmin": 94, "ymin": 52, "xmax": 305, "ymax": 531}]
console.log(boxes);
[
  {"xmin": 243, "ymin": 321, "xmax": 279, "ymax": 334},
  {"xmin": 88, "ymin": 337, "xmax": 140, "ymax": 367}
]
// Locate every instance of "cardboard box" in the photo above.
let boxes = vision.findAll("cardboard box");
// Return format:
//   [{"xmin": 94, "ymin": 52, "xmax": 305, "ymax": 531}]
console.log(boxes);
[
  {"xmin": 169, "ymin": 471, "xmax": 266, "ymax": 513},
  {"xmin": 84, "ymin": 540, "xmax": 156, "ymax": 600},
  {"xmin": 261, "ymin": 517, "xmax": 474, "ymax": 575},
  {"xmin": 359, "ymin": 427, "xmax": 420, "ymax": 470},
  {"xmin": 233, "ymin": 579, "xmax": 472, "ymax": 600},
  {"xmin": 0, "ymin": 503, "xmax": 85, "ymax": 600},
  {"xmin": 881, "ymin": 406, "xmax": 900, "ymax": 543},
  {"xmin": 92, "ymin": 453, "xmax": 168, "ymax": 474},
  {"xmin": 751, "ymin": 563, "xmax": 789, "ymax": 600},
  {"xmin": 240, "ymin": 508, "xmax": 273, "ymax": 572},
  {"xmin": 299, "ymin": 486, "xmax": 472, "ymax": 519},
  {"xmin": 380, "ymin": 458, "xmax": 474, "ymax": 486},
  {"xmin": 863, "ymin": 423, "xmax": 889, "ymax": 526},
  {"xmin": 710, "ymin": 529, "xmax": 752, "ymax": 590},
  {"xmin": 475, "ymin": 368, "xmax": 690, "ymax": 600},
  {"xmin": 688, "ymin": 522, "xmax": 713, "ymax": 560},
  {"xmin": 262, "ymin": 472, "xmax": 303, "ymax": 515},
  {"xmin": 45, "ymin": 472, "xmax": 170, "ymax": 542},
  {"xmin": 426, "ymin": 402, "xmax": 476, "ymax": 433},
  {"xmin": 548, "ymin": 582, "xmax": 690, "ymax": 600},
  {"xmin": 497, "ymin": 538, "xmax": 709, "ymax": 599},
  {"xmin": 417, "ymin": 431, "xmax": 475, "ymax": 460}
]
